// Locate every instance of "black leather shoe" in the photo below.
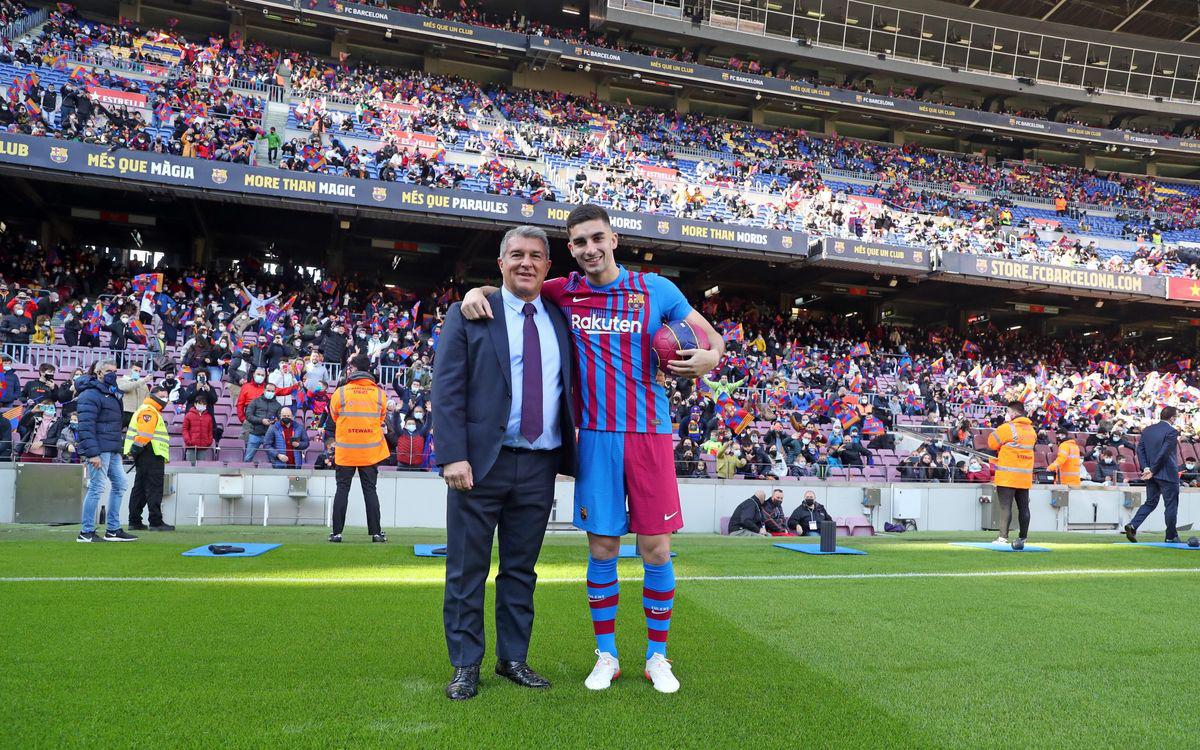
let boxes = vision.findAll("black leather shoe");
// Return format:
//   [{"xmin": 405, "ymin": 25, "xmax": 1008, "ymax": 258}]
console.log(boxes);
[
  {"xmin": 446, "ymin": 665, "xmax": 480, "ymax": 701},
  {"xmin": 149, "ymin": 524, "xmax": 175, "ymax": 531},
  {"xmin": 128, "ymin": 523, "xmax": 148, "ymax": 531},
  {"xmin": 495, "ymin": 660, "xmax": 550, "ymax": 689},
  {"xmin": 1124, "ymin": 524, "xmax": 1138, "ymax": 543},
  {"xmin": 1165, "ymin": 537, "xmax": 1183, "ymax": 545}
]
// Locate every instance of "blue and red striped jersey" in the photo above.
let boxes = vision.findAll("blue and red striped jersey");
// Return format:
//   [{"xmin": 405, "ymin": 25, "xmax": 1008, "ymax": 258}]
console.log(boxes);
[{"xmin": 543, "ymin": 267, "xmax": 692, "ymax": 434}]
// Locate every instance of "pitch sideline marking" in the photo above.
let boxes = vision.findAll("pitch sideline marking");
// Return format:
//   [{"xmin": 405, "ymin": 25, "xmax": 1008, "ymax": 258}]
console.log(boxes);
[{"xmin": 1, "ymin": 567, "xmax": 1199, "ymax": 585}]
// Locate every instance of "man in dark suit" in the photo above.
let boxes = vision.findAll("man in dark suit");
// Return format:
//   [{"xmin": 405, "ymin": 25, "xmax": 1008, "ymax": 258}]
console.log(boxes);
[
  {"xmin": 433, "ymin": 225, "xmax": 576, "ymax": 701},
  {"xmin": 1126, "ymin": 405, "xmax": 1182, "ymax": 543}
]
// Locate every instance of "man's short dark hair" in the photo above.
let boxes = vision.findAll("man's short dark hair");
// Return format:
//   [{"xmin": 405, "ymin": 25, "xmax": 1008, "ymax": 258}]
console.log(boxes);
[
  {"xmin": 565, "ymin": 203, "xmax": 611, "ymax": 233},
  {"xmin": 1006, "ymin": 401, "xmax": 1026, "ymax": 416},
  {"xmin": 1161, "ymin": 405, "xmax": 1178, "ymax": 422},
  {"xmin": 350, "ymin": 353, "xmax": 372, "ymax": 373}
]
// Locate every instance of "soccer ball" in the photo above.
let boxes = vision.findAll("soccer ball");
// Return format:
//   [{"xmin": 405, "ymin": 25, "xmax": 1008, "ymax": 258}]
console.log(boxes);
[{"xmin": 651, "ymin": 320, "xmax": 710, "ymax": 374}]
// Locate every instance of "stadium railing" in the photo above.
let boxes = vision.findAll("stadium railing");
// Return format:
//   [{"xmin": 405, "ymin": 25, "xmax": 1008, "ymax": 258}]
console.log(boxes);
[
  {"xmin": 1, "ymin": 6, "xmax": 47, "ymax": 42},
  {"xmin": 1, "ymin": 343, "xmax": 158, "ymax": 372}
]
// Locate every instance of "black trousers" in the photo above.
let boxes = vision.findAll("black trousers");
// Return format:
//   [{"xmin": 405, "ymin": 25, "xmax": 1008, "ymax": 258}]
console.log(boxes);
[
  {"xmin": 128, "ymin": 449, "xmax": 165, "ymax": 526},
  {"xmin": 444, "ymin": 447, "xmax": 557, "ymax": 668},
  {"xmin": 996, "ymin": 486, "xmax": 1030, "ymax": 539},
  {"xmin": 331, "ymin": 463, "xmax": 381, "ymax": 535},
  {"xmin": 1131, "ymin": 478, "xmax": 1180, "ymax": 540}
]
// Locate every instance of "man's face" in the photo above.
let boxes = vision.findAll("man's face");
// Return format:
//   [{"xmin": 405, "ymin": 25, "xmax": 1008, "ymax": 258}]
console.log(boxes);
[
  {"xmin": 566, "ymin": 218, "xmax": 617, "ymax": 277},
  {"xmin": 804, "ymin": 493, "xmax": 816, "ymax": 505},
  {"xmin": 771, "ymin": 490, "xmax": 783, "ymax": 503},
  {"xmin": 498, "ymin": 235, "xmax": 550, "ymax": 300}
]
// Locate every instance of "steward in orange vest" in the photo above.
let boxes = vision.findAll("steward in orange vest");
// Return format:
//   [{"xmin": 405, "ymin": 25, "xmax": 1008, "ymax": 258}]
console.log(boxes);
[
  {"xmin": 986, "ymin": 401, "xmax": 1036, "ymax": 547},
  {"xmin": 328, "ymin": 356, "xmax": 390, "ymax": 543},
  {"xmin": 1046, "ymin": 430, "xmax": 1081, "ymax": 487}
]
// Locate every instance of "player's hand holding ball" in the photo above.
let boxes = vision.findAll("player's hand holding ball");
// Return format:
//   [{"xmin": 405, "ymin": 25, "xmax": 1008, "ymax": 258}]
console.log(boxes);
[{"xmin": 653, "ymin": 320, "xmax": 717, "ymax": 378}]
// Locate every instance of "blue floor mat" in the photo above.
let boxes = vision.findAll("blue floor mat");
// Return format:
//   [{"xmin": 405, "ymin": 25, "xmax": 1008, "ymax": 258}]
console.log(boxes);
[
  {"xmin": 414, "ymin": 544, "xmax": 448, "ymax": 557},
  {"xmin": 950, "ymin": 542, "xmax": 1050, "ymax": 553},
  {"xmin": 774, "ymin": 542, "xmax": 866, "ymax": 555},
  {"xmin": 182, "ymin": 543, "xmax": 281, "ymax": 558},
  {"xmin": 1115, "ymin": 542, "xmax": 1200, "ymax": 550}
]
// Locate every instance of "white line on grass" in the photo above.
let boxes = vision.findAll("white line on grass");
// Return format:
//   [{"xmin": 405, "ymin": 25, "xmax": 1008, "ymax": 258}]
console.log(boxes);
[{"xmin": 1, "ymin": 567, "xmax": 1199, "ymax": 585}]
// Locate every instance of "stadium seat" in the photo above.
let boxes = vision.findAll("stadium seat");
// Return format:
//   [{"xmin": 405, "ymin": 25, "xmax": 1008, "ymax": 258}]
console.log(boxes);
[{"xmin": 845, "ymin": 515, "xmax": 875, "ymax": 536}]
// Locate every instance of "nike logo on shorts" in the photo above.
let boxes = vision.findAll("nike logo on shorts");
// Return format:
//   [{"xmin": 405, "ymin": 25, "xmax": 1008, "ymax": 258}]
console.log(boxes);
[{"xmin": 663, "ymin": 511, "xmax": 679, "ymax": 521}]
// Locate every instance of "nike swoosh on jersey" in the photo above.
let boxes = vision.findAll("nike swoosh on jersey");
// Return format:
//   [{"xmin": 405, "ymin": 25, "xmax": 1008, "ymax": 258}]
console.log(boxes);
[
  {"xmin": 572, "ymin": 296, "xmax": 591, "ymax": 302},
  {"xmin": 663, "ymin": 511, "xmax": 679, "ymax": 521}
]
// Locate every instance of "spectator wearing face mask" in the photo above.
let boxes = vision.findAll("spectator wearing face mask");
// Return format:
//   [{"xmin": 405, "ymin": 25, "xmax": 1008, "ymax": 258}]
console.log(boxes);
[
  {"xmin": 964, "ymin": 457, "xmax": 995, "ymax": 482},
  {"xmin": 1095, "ymin": 449, "xmax": 1121, "ymax": 485},
  {"xmin": 715, "ymin": 438, "xmax": 747, "ymax": 479},
  {"xmin": 317, "ymin": 320, "xmax": 348, "ymax": 365},
  {"xmin": 182, "ymin": 400, "xmax": 215, "ymax": 463},
  {"xmin": 833, "ymin": 429, "xmax": 872, "ymax": 467},
  {"xmin": 268, "ymin": 358, "xmax": 301, "ymax": 408},
  {"xmin": 116, "ymin": 364, "xmax": 151, "ymax": 429},
  {"xmin": 17, "ymin": 402, "xmax": 61, "ymax": 460},
  {"xmin": 76, "ymin": 360, "xmax": 136, "ymax": 542},
  {"xmin": 236, "ymin": 367, "xmax": 298, "ymax": 422},
  {"xmin": 21, "ymin": 364, "xmax": 57, "ymax": 403},
  {"xmin": 1, "ymin": 298, "xmax": 32, "ymax": 343},
  {"xmin": 674, "ymin": 438, "xmax": 704, "ymax": 477},
  {"xmin": 56, "ymin": 410, "xmax": 82, "ymax": 463},
  {"xmin": 1180, "ymin": 458, "xmax": 1200, "ymax": 487},
  {"xmin": 63, "ymin": 303, "xmax": 84, "ymax": 346},
  {"xmin": 787, "ymin": 491, "xmax": 832, "ymax": 535},
  {"xmin": 762, "ymin": 488, "xmax": 790, "ymax": 534},
  {"xmin": 30, "ymin": 315, "xmax": 55, "ymax": 345},
  {"xmin": 266, "ymin": 407, "xmax": 309, "ymax": 468},
  {"xmin": 104, "ymin": 312, "xmax": 132, "ymax": 351},
  {"xmin": 313, "ymin": 438, "xmax": 336, "ymax": 470},
  {"xmin": 244, "ymin": 382, "xmax": 283, "ymax": 462},
  {"xmin": 395, "ymin": 414, "xmax": 425, "ymax": 469}
]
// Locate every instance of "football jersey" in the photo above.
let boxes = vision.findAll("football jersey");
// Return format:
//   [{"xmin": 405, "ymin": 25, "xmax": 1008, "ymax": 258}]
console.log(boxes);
[{"xmin": 543, "ymin": 266, "xmax": 692, "ymax": 434}]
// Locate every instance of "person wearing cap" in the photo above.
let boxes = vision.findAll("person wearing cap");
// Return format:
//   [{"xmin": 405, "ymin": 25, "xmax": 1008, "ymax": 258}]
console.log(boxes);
[
  {"xmin": 124, "ymin": 382, "xmax": 174, "ymax": 531},
  {"xmin": 787, "ymin": 490, "xmax": 832, "ymax": 535},
  {"xmin": 1046, "ymin": 429, "xmax": 1082, "ymax": 487},
  {"xmin": 987, "ymin": 400, "xmax": 1036, "ymax": 547},
  {"xmin": 329, "ymin": 353, "xmax": 390, "ymax": 543}
]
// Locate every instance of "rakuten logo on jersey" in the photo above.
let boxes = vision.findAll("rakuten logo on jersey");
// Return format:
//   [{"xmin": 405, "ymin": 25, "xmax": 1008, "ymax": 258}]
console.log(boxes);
[{"xmin": 571, "ymin": 312, "xmax": 643, "ymax": 334}]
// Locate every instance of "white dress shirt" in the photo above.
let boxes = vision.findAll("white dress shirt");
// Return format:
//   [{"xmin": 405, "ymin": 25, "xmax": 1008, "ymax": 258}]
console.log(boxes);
[{"xmin": 500, "ymin": 285, "xmax": 562, "ymax": 450}]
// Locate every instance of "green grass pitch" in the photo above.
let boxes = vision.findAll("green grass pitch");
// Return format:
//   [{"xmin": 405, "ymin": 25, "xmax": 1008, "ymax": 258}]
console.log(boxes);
[{"xmin": 2, "ymin": 524, "xmax": 1199, "ymax": 748}]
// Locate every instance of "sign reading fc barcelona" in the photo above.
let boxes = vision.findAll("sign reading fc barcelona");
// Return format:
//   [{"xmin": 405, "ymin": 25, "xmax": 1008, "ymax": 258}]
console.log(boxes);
[
  {"xmin": 0, "ymin": 133, "xmax": 807, "ymax": 257},
  {"xmin": 939, "ymin": 252, "xmax": 1167, "ymax": 297}
]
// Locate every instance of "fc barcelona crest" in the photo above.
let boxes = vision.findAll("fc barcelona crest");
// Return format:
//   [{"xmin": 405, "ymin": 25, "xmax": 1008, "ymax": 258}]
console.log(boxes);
[
  {"xmin": 628, "ymin": 292, "xmax": 645, "ymax": 310},
  {"xmin": 49, "ymin": 146, "xmax": 68, "ymax": 164},
  {"xmin": 657, "ymin": 220, "xmax": 671, "ymax": 235},
  {"xmin": 372, "ymin": 186, "xmax": 388, "ymax": 202},
  {"xmin": 210, "ymin": 168, "xmax": 228, "ymax": 184},
  {"xmin": 975, "ymin": 258, "xmax": 989, "ymax": 273},
  {"xmin": 520, "ymin": 203, "xmax": 535, "ymax": 217},
  {"xmin": 781, "ymin": 235, "xmax": 793, "ymax": 249}
]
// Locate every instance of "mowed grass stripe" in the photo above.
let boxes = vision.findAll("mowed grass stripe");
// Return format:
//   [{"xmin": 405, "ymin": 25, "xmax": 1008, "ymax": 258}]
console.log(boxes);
[{"xmin": 3, "ymin": 566, "xmax": 1200, "ymax": 584}]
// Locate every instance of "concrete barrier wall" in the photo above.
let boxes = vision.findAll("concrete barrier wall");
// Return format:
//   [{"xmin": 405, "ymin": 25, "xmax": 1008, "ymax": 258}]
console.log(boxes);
[{"xmin": 2, "ymin": 465, "xmax": 1197, "ymax": 535}]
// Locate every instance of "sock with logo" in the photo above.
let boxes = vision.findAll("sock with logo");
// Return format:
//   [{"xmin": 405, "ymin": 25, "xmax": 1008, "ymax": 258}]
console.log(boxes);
[
  {"xmin": 587, "ymin": 555, "xmax": 619, "ymax": 657},
  {"xmin": 642, "ymin": 559, "xmax": 675, "ymax": 660}
]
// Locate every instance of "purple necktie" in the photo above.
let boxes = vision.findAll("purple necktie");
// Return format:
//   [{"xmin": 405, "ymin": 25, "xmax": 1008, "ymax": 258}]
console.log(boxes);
[{"xmin": 520, "ymin": 302, "xmax": 543, "ymax": 444}]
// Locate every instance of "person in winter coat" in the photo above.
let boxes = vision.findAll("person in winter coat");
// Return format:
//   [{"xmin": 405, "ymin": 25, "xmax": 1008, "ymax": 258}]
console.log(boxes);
[
  {"xmin": 182, "ymin": 403, "xmax": 215, "ymax": 462},
  {"xmin": 116, "ymin": 364, "xmax": 151, "ymax": 428},
  {"xmin": 244, "ymin": 384, "xmax": 283, "ymax": 462},
  {"xmin": 394, "ymin": 414, "xmax": 425, "ymax": 468},
  {"xmin": 264, "ymin": 407, "xmax": 309, "ymax": 468},
  {"xmin": 75, "ymin": 361, "xmax": 137, "ymax": 542}
]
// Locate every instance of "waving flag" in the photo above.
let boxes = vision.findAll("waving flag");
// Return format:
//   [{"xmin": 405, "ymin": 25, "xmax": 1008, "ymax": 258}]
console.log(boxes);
[
  {"xmin": 962, "ymin": 340, "xmax": 981, "ymax": 355},
  {"xmin": 931, "ymin": 357, "xmax": 945, "ymax": 375},
  {"xmin": 850, "ymin": 342, "xmax": 871, "ymax": 357},
  {"xmin": 129, "ymin": 318, "xmax": 148, "ymax": 343},
  {"xmin": 723, "ymin": 406, "xmax": 753, "ymax": 435},
  {"xmin": 132, "ymin": 273, "xmax": 163, "ymax": 294},
  {"xmin": 185, "ymin": 276, "xmax": 205, "ymax": 293},
  {"xmin": 320, "ymin": 279, "xmax": 338, "ymax": 295},
  {"xmin": 722, "ymin": 322, "xmax": 745, "ymax": 343},
  {"xmin": 235, "ymin": 287, "xmax": 252, "ymax": 308},
  {"xmin": 861, "ymin": 415, "xmax": 886, "ymax": 436},
  {"xmin": 3, "ymin": 404, "xmax": 23, "ymax": 432},
  {"xmin": 897, "ymin": 355, "xmax": 913, "ymax": 377},
  {"xmin": 1178, "ymin": 359, "xmax": 1193, "ymax": 372}
]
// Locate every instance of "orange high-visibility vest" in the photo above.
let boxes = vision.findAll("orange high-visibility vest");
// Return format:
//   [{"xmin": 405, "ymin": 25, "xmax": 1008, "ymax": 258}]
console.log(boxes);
[
  {"xmin": 1046, "ymin": 438, "xmax": 1081, "ymax": 487},
  {"xmin": 330, "ymin": 374, "xmax": 389, "ymax": 466},
  {"xmin": 987, "ymin": 416, "xmax": 1036, "ymax": 489}
]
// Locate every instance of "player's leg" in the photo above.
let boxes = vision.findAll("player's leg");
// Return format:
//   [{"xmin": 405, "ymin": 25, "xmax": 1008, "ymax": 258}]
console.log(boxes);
[
  {"xmin": 574, "ymin": 430, "xmax": 628, "ymax": 689},
  {"xmin": 625, "ymin": 433, "xmax": 682, "ymax": 693}
]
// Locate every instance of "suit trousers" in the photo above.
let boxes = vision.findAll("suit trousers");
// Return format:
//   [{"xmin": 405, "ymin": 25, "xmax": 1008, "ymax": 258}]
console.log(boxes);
[
  {"xmin": 331, "ymin": 463, "xmax": 381, "ymax": 536},
  {"xmin": 443, "ymin": 447, "xmax": 557, "ymax": 668},
  {"xmin": 1131, "ymin": 478, "xmax": 1180, "ymax": 540},
  {"xmin": 128, "ymin": 449, "xmax": 165, "ymax": 526}
]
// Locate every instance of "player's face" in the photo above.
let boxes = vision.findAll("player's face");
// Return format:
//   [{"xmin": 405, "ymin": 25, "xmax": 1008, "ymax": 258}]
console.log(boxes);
[
  {"xmin": 498, "ymin": 236, "xmax": 550, "ymax": 301},
  {"xmin": 567, "ymin": 219, "xmax": 618, "ymax": 277}
]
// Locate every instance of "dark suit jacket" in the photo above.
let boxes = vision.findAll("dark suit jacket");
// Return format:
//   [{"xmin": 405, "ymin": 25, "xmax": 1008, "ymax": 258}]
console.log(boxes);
[
  {"xmin": 1136, "ymin": 420, "xmax": 1179, "ymax": 484},
  {"xmin": 432, "ymin": 291, "xmax": 576, "ymax": 483}
]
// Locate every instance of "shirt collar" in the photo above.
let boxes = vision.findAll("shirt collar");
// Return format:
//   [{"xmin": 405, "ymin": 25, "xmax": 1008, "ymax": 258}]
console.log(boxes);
[{"xmin": 500, "ymin": 285, "xmax": 544, "ymax": 316}]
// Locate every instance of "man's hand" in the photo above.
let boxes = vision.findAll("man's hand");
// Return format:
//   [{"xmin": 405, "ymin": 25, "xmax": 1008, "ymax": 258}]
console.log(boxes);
[
  {"xmin": 460, "ymin": 288, "xmax": 493, "ymax": 321},
  {"xmin": 88, "ymin": 456, "xmax": 101, "ymax": 469},
  {"xmin": 262, "ymin": 418, "xmax": 271, "ymax": 425},
  {"xmin": 276, "ymin": 453, "xmax": 287, "ymax": 463},
  {"xmin": 443, "ymin": 460, "xmax": 474, "ymax": 492},
  {"xmin": 1141, "ymin": 468, "xmax": 1153, "ymax": 480},
  {"xmin": 668, "ymin": 348, "xmax": 721, "ymax": 378}
]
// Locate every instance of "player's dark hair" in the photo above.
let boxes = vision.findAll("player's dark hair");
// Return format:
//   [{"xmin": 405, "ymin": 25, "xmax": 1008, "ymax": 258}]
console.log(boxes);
[
  {"xmin": 1161, "ymin": 405, "xmax": 1178, "ymax": 422},
  {"xmin": 566, "ymin": 203, "xmax": 611, "ymax": 232}
]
